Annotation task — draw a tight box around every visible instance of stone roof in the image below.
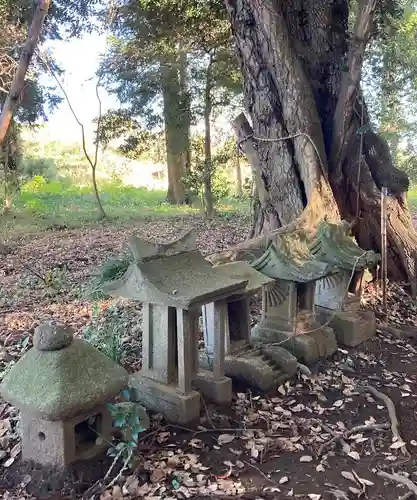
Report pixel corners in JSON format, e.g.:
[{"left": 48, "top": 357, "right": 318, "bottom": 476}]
[
  {"left": 103, "top": 250, "right": 248, "bottom": 308},
  {"left": 309, "top": 220, "right": 380, "bottom": 271},
  {"left": 128, "top": 228, "right": 197, "bottom": 261},
  {"left": 251, "top": 238, "right": 337, "bottom": 283},
  {"left": 214, "top": 261, "right": 275, "bottom": 294},
  {"left": 0, "top": 324, "right": 128, "bottom": 420}
]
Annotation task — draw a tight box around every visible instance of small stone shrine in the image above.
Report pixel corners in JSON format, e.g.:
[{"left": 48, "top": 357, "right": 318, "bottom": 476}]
[
  {"left": 250, "top": 233, "right": 339, "bottom": 364},
  {"left": 310, "top": 221, "right": 380, "bottom": 346},
  {"left": 0, "top": 321, "right": 128, "bottom": 467},
  {"left": 200, "top": 261, "right": 298, "bottom": 390},
  {"left": 103, "top": 231, "right": 248, "bottom": 423}
]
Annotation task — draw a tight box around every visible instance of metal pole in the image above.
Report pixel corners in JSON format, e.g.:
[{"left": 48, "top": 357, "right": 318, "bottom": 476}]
[{"left": 381, "top": 186, "right": 388, "bottom": 315}]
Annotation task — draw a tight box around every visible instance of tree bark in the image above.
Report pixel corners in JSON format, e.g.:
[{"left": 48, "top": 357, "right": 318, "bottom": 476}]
[
  {"left": 0, "top": 0, "right": 51, "bottom": 145},
  {"left": 222, "top": 0, "right": 417, "bottom": 284},
  {"left": 162, "top": 59, "right": 188, "bottom": 205},
  {"left": 203, "top": 58, "right": 215, "bottom": 217}
]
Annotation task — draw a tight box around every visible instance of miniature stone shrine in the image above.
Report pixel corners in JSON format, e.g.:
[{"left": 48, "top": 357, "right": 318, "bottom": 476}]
[
  {"left": 200, "top": 261, "right": 298, "bottom": 390},
  {"left": 310, "top": 220, "right": 380, "bottom": 346},
  {"left": 0, "top": 321, "right": 128, "bottom": 467},
  {"left": 103, "top": 235, "right": 248, "bottom": 423},
  {"left": 250, "top": 234, "right": 339, "bottom": 364}
]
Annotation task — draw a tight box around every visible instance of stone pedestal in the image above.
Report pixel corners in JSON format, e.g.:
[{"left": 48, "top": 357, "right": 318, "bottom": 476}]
[
  {"left": 129, "top": 374, "right": 201, "bottom": 424},
  {"left": 316, "top": 306, "right": 376, "bottom": 347},
  {"left": 315, "top": 273, "right": 376, "bottom": 347},
  {"left": 193, "top": 370, "right": 232, "bottom": 404},
  {"left": 252, "top": 312, "right": 337, "bottom": 365}
]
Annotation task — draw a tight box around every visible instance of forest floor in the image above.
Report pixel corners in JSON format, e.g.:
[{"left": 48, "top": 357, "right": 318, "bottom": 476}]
[{"left": 2, "top": 211, "right": 417, "bottom": 500}]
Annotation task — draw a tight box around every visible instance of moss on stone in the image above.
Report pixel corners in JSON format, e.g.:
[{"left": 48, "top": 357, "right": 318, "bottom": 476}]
[{"left": 1, "top": 339, "right": 128, "bottom": 420}]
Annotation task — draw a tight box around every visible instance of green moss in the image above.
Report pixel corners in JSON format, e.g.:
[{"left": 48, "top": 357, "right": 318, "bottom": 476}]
[{"left": 0, "top": 339, "right": 128, "bottom": 420}]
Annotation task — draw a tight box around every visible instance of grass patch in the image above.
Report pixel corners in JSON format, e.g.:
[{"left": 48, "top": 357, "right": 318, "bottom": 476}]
[
  {"left": 0, "top": 177, "right": 250, "bottom": 236},
  {"left": 407, "top": 186, "right": 417, "bottom": 210}
]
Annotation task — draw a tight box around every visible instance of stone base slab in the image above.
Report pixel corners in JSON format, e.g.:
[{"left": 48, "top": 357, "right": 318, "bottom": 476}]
[
  {"left": 193, "top": 371, "right": 232, "bottom": 404},
  {"left": 129, "top": 373, "right": 200, "bottom": 424},
  {"left": 316, "top": 306, "right": 376, "bottom": 347}
]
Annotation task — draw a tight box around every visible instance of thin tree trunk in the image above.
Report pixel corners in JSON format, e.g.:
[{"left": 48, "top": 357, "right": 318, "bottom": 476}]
[
  {"left": 220, "top": 0, "right": 417, "bottom": 283},
  {"left": 43, "top": 58, "right": 107, "bottom": 219},
  {"left": 203, "top": 60, "right": 215, "bottom": 217},
  {"left": 3, "top": 139, "right": 11, "bottom": 215},
  {"left": 0, "top": 0, "right": 51, "bottom": 145}
]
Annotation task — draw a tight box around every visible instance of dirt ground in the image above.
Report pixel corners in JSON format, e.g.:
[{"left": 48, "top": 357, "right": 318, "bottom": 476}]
[{"left": 1, "top": 213, "right": 417, "bottom": 500}]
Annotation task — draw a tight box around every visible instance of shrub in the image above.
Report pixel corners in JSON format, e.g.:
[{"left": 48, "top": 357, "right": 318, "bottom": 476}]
[
  {"left": 82, "top": 304, "right": 130, "bottom": 364},
  {"left": 86, "top": 255, "right": 132, "bottom": 299}
]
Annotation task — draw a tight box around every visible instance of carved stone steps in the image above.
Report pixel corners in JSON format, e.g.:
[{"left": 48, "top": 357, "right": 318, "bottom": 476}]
[{"left": 198, "top": 344, "right": 298, "bottom": 392}]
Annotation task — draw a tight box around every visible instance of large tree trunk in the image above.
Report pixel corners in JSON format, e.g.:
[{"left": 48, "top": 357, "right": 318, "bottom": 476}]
[
  {"left": 162, "top": 55, "right": 190, "bottom": 205},
  {"left": 223, "top": 0, "right": 417, "bottom": 284}
]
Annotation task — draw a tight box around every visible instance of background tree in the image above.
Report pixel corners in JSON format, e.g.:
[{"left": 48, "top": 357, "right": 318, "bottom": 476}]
[
  {"left": 99, "top": 0, "right": 241, "bottom": 207},
  {"left": 188, "top": 8, "right": 242, "bottom": 215},
  {"left": 222, "top": 0, "right": 417, "bottom": 284},
  {"left": 0, "top": 0, "right": 99, "bottom": 213}
]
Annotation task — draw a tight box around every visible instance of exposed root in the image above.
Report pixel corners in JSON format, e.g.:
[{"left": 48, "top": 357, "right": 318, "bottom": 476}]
[
  {"left": 317, "top": 422, "right": 389, "bottom": 457},
  {"left": 360, "top": 385, "right": 410, "bottom": 457},
  {"left": 377, "top": 470, "right": 417, "bottom": 497},
  {"left": 379, "top": 323, "right": 417, "bottom": 341}
]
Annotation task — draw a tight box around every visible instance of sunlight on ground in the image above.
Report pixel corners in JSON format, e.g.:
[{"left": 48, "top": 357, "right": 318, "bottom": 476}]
[{"left": 0, "top": 179, "right": 250, "bottom": 237}]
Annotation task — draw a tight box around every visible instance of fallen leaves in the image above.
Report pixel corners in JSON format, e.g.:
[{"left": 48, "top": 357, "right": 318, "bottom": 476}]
[{"left": 217, "top": 433, "right": 235, "bottom": 446}]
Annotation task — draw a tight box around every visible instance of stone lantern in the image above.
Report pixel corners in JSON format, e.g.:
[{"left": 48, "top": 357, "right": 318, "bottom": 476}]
[
  {"left": 103, "top": 233, "right": 248, "bottom": 423},
  {"left": 250, "top": 234, "right": 339, "bottom": 364},
  {"left": 310, "top": 221, "right": 380, "bottom": 346},
  {"left": 200, "top": 261, "right": 299, "bottom": 390},
  {"left": 0, "top": 321, "right": 128, "bottom": 467}
]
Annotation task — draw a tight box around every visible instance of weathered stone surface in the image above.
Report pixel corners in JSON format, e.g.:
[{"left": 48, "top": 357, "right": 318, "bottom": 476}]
[
  {"left": 193, "top": 371, "right": 232, "bottom": 404},
  {"left": 261, "top": 346, "right": 298, "bottom": 375},
  {"left": 33, "top": 321, "right": 74, "bottom": 351},
  {"left": 129, "top": 373, "right": 200, "bottom": 424},
  {"left": 199, "top": 345, "right": 298, "bottom": 391},
  {"left": 316, "top": 307, "right": 376, "bottom": 347},
  {"left": 251, "top": 319, "right": 337, "bottom": 365},
  {"left": 1, "top": 339, "right": 128, "bottom": 420},
  {"left": 214, "top": 261, "right": 275, "bottom": 296},
  {"left": 103, "top": 250, "right": 248, "bottom": 309},
  {"left": 20, "top": 404, "right": 112, "bottom": 467}
]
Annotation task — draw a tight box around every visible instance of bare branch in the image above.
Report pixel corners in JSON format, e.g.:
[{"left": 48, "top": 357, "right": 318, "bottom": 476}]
[{"left": 38, "top": 52, "right": 107, "bottom": 219}]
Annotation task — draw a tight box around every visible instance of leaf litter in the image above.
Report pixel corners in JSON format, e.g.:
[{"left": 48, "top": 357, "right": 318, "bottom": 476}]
[{"left": 1, "top": 215, "right": 417, "bottom": 499}]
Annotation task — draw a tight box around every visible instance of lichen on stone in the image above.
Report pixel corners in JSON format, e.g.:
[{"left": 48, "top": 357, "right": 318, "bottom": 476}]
[{"left": 0, "top": 339, "right": 128, "bottom": 420}]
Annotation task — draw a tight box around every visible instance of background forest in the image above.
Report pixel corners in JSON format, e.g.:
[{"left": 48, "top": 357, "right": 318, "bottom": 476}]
[{"left": 1, "top": 0, "right": 416, "bottom": 231}]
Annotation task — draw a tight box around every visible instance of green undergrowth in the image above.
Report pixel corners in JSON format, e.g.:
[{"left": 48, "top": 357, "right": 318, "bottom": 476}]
[
  {"left": 407, "top": 186, "right": 417, "bottom": 210},
  {"left": 0, "top": 176, "right": 250, "bottom": 237}
]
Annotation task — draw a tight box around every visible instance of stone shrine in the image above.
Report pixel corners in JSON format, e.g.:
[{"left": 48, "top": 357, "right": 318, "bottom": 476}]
[
  {"left": 0, "top": 321, "right": 128, "bottom": 467},
  {"left": 103, "top": 233, "right": 248, "bottom": 423},
  {"left": 250, "top": 232, "right": 339, "bottom": 364},
  {"left": 310, "top": 221, "right": 380, "bottom": 346},
  {"left": 200, "top": 261, "right": 298, "bottom": 390}
]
